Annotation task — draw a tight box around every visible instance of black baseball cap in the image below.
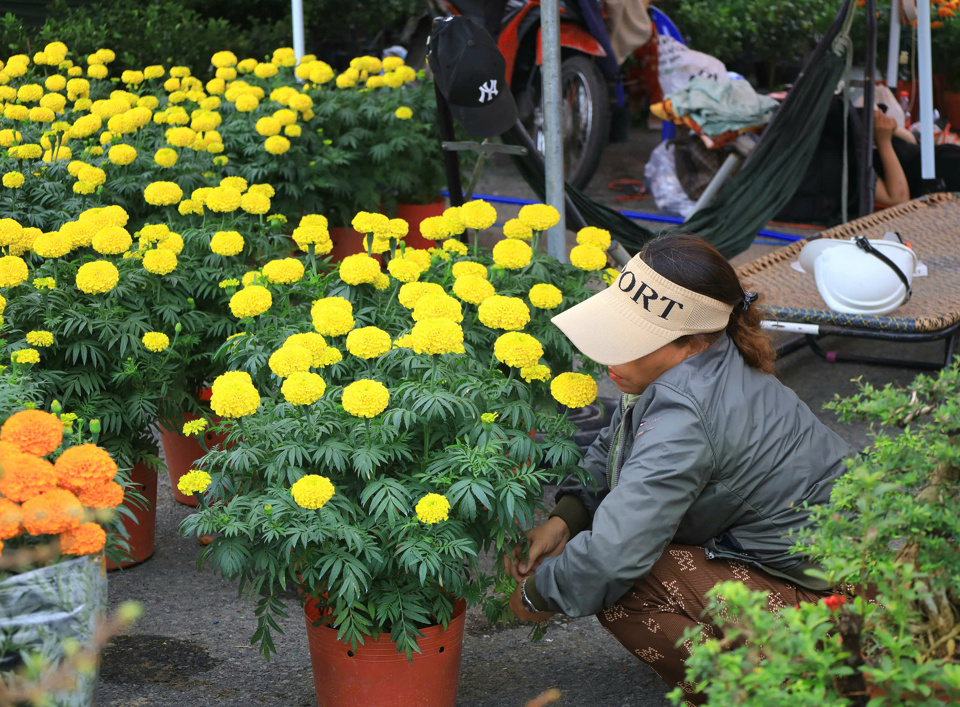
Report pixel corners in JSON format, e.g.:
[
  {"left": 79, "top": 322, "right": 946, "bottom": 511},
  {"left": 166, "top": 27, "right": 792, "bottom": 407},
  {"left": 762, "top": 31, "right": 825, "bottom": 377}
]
[{"left": 428, "top": 16, "right": 518, "bottom": 138}]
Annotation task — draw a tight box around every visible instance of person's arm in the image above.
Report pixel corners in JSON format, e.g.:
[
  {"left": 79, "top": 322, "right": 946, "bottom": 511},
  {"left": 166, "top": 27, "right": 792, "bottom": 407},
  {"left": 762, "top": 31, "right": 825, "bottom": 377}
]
[
  {"left": 874, "top": 109, "right": 911, "bottom": 206},
  {"left": 530, "top": 384, "right": 716, "bottom": 617}
]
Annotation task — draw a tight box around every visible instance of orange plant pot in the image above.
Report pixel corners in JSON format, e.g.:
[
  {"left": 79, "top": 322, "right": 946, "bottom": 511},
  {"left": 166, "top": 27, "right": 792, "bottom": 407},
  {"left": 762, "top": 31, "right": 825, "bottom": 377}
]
[
  {"left": 106, "top": 461, "right": 157, "bottom": 571},
  {"left": 329, "top": 226, "right": 368, "bottom": 262},
  {"left": 159, "top": 413, "right": 229, "bottom": 506},
  {"left": 303, "top": 596, "right": 466, "bottom": 707},
  {"left": 396, "top": 199, "right": 445, "bottom": 250},
  {"left": 943, "top": 91, "right": 960, "bottom": 132}
]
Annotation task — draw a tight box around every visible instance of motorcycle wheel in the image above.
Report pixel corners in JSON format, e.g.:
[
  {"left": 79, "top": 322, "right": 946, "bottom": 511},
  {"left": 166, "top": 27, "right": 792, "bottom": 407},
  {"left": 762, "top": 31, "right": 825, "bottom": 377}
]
[{"left": 525, "top": 54, "right": 610, "bottom": 190}]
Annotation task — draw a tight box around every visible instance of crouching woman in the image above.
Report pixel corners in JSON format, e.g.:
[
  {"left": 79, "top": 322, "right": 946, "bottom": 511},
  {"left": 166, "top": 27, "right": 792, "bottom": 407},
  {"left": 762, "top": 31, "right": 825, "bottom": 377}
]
[{"left": 505, "top": 234, "right": 853, "bottom": 705}]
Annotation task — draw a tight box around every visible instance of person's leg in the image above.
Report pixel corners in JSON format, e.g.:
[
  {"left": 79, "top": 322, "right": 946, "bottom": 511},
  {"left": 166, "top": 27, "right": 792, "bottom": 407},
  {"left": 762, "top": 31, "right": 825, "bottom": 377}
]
[{"left": 595, "top": 545, "right": 827, "bottom": 706}]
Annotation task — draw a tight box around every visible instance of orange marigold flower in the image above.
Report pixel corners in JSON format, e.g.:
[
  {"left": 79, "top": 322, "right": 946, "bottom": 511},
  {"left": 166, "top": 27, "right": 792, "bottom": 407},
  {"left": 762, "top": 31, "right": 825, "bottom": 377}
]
[
  {"left": 0, "top": 409, "right": 63, "bottom": 456},
  {"left": 60, "top": 521, "right": 106, "bottom": 555},
  {"left": 78, "top": 480, "right": 124, "bottom": 508},
  {"left": 0, "top": 497, "right": 22, "bottom": 539},
  {"left": 0, "top": 450, "right": 58, "bottom": 502},
  {"left": 54, "top": 443, "right": 118, "bottom": 492},
  {"left": 21, "top": 489, "right": 83, "bottom": 535}
]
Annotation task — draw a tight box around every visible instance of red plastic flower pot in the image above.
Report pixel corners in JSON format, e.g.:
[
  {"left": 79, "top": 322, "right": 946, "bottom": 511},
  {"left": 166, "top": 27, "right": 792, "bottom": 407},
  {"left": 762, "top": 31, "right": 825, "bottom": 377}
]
[
  {"left": 159, "top": 413, "right": 229, "bottom": 507},
  {"left": 329, "top": 226, "right": 368, "bottom": 262},
  {"left": 106, "top": 461, "right": 157, "bottom": 571},
  {"left": 303, "top": 596, "right": 466, "bottom": 707},
  {"left": 396, "top": 199, "right": 445, "bottom": 250}
]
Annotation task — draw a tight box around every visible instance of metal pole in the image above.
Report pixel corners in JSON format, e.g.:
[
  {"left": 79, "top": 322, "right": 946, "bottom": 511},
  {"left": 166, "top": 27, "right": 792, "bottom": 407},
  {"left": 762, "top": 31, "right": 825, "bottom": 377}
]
[
  {"left": 916, "top": 0, "right": 936, "bottom": 180},
  {"left": 859, "top": 0, "right": 877, "bottom": 217},
  {"left": 886, "top": 0, "right": 901, "bottom": 89},
  {"left": 539, "top": 0, "right": 567, "bottom": 262},
  {"left": 291, "top": 0, "right": 305, "bottom": 63}
]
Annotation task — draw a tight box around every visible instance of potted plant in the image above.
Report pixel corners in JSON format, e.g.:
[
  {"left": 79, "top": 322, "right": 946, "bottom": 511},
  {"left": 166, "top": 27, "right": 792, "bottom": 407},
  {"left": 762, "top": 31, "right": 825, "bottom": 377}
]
[
  {"left": 179, "top": 202, "right": 610, "bottom": 705},
  {"left": 670, "top": 365, "right": 960, "bottom": 705},
  {"left": 0, "top": 402, "right": 128, "bottom": 706}
]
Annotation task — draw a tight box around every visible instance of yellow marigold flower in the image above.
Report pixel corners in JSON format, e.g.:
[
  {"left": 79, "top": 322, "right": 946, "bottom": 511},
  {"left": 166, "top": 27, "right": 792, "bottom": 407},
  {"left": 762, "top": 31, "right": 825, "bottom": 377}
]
[
  {"left": 92, "top": 225, "right": 132, "bottom": 255},
  {"left": 177, "top": 469, "right": 211, "bottom": 496},
  {"left": 363, "top": 234, "right": 391, "bottom": 255},
  {"left": 451, "top": 261, "right": 488, "bottom": 280},
  {"left": 211, "top": 50, "right": 238, "bottom": 68},
  {"left": 352, "top": 211, "right": 389, "bottom": 235},
  {"left": 165, "top": 126, "right": 195, "bottom": 147},
  {"left": 550, "top": 372, "right": 598, "bottom": 408},
  {"left": 230, "top": 285, "right": 272, "bottom": 318},
  {"left": 121, "top": 69, "right": 144, "bottom": 85},
  {"left": 262, "top": 257, "right": 304, "bottom": 284},
  {"left": 528, "top": 283, "right": 563, "bottom": 309},
  {"left": 0, "top": 219, "right": 22, "bottom": 247},
  {"left": 383, "top": 57, "right": 405, "bottom": 72},
  {"left": 2, "top": 171, "right": 24, "bottom": 188},
  {"left": 32, "top": 277, "right": 55, "bottom": 290},
  {"left": 291, "top": 474, "right": 334, "bottom": 510},
  {"left": 219, "top": 176, "right": 246, "bottom": 192},
  {"left": 242, "top": 270, "right": 264, "bottom": 287},
  {"left": 502, "top": 218, "right": 533, "bottom": 241},
  {"left": 0, "top": 256, "right": 28, "bottom": 286},
  {"left": 25, "top": 330, "right": 53, "bottom": 347},
  {"left": 29, "top": 107, "right": 56, "bottom": 124},
  {"left": 144, "top": 65, "right": 165, "bottom": 80},
  {"left": 284, "top": 124, "right": 301, "bottom": 137},
  {"left": 569, "top": 244, "right": 607, "bottom": 271},
  {"left": 309, "top": 62, "right": 335, "bottom": 84},
  {"left": 240, "top": 191, "right": 270, "bottom": 215},
  {"left": 494, "top": 332, "right": 544, "bottom": 368},
  {"left": 339, "top": 253, "right": 381, "bottom": 286},
  {"left": 76, "top": 260, "right": 118, "bottom": 294},
  {"left": 207, "top": 230, "right": 243, "bottom": 257},
  {"left": 317, "top": 346, "right": 342, "bottom": 367},
  {"left": 576, "top": 226, "right": 611, "bottom": 250},
  {"left": 395, "top": 106, "right": 413, "bottom": 120},
  {"left": 17, "top": 84, "right": 43, "bottom": 103},
  {"left": 409, "top": 318, "right": 465, "bottom": 355},
  {"left": 492, "top": 239, "right": 532, "bottom": 270},
  {"left": 11, "top": 348, "right": 39, "bottom": 364},
  {"left": 372, "top": 272, "right": 390, "bottom": 290},
  {"left": 412, "top": 293, "right": 463, "bottom": 323},
  {"left": 45, "top": 74, "right": 67, "bottom": 92},
  {"left": 144, "top": 181, "right": 183, "bottom": 206},
  {"left": 602, "top": 267, "right": 620, "bottom": 286},
  {"left": 0, "top": 129, "right": 22, "bottom": 147},
  {"left": 210, "top": 371, "right": 260, "bottom": 418},
  {"left": 398, "top": 281, "right": 444, "bottom": 309},
  {"left": 387, "top": 257, "right": 422, "bottom": 283},
  {"left": 141, "top": 332, "right": 169, "bottom": 352},
  {"left": 388, "top": 219, "right": 409, "bottom": 240},
  {"left": 268, "top": 344, "right": 312, "bottom": 378},
  {"left": 264, "top": 135, "right": 290, "bottom": 155},
  {"left": 218, "top": 279, "right": 239, "bottom": 290},
  {"left": 177, "top": 198, "right": 201, "bottom": 216},
  {"left": 419, "top": 216, "right": 458, "bottom": 241},
  {"left": 157, "top": 232, "right": 183, "bottom": 255},
  {"left": 33, "top": 231, "right": 71, "bottom": 259},
  {"left": 292, "top": 224, "right": 329, "bottom": 251},
  {"left": 452, "top": 274, "right": 495, "bottom": 305},
  {"left": 285, "top": 332, "right": 326, "bottom": 366},
  {"left": 518, "top": 203, "right": 560, "bottom": 231},
  {"left": 521, "top": 364, "right": 551, "bottom": 383},
  {"left": 415, "top": 493, "right": 450, "bottom": 524},
  {"left": 11, "top": 143, "right": 41, "bottom": 159},
  {"left": 142, "top": 249, "right": 177, "bottom": 275},
  {"left": 442, "top": 239, "right": 467, "bottom": 256},
  {"left": 77, "top": 165, "right": 106, "bottom": 186},
  {"left": 478, "top": 295, "right": 530, "bottom": 331},
  {"left": 459, "top": 199, "right": 497, "bottom": 230},
  {"left": 273, "top": 108, "right": 297, "bottom": 126},
  {"left": 205, "top": 186, "right": 242, "bottom": 213},
  {"left": 345, "top": 327, "right": 391, "bottom": 359},
  {"left": 342, "top": 379, "right": 389, "bottom": 418},
  {"left": 480, "top": 412, "right": 498, "bottom": 424},
  {"left": 282, "top": 371, "right": 326, "bottom": 406},
  {"left": 182, "top": 419, "right": 208, "bottom": 436},
  {"left": 403, "top": 248, "right": 431, "bottom": 272}
]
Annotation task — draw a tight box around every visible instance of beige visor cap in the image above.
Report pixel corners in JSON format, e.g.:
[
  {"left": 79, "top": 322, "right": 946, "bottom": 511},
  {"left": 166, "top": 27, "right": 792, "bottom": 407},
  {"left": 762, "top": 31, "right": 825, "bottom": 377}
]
[{"left": 551, "top": 254, "right": 735, "bottom": 366}]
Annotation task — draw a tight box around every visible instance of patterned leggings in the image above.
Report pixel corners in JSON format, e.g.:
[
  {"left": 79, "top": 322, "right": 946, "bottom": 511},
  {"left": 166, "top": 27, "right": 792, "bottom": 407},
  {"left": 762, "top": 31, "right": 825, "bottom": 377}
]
[{"left": 596, "top": 544, "right": 828, "bottom": 706}]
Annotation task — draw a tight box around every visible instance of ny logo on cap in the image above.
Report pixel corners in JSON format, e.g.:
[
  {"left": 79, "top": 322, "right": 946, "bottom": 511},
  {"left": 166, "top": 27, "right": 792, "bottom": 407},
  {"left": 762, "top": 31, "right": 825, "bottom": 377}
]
[{"left": 478, "top": 80, "right": 498, "bottom": 103}]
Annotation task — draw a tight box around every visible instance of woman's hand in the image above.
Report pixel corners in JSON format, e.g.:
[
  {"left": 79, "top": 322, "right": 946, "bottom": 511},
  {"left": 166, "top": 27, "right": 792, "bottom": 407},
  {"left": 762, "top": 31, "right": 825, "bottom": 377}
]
[
  {"left": 874, "top": 109, "right": 897, "bottom": 144},
  {"left": 503, "top": 516, "right": 571, "bottom": 583},
  {"left": 509, "top": 583, "right": 556, "bottom": 623}
]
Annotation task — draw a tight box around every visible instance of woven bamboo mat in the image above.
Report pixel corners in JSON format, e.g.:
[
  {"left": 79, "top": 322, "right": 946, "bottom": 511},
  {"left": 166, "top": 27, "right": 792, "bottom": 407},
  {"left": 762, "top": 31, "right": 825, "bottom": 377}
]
[{"left": 737, "top": 193, "right": 960, "bottom": 333}]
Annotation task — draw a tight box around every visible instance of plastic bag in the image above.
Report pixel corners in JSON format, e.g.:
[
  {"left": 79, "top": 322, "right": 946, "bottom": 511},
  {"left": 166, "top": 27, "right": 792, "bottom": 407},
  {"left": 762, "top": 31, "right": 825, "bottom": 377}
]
[
  {"left": 644, "top": 141, "right": 698, "bottom": 219},
  {"left": 657, "top": 35, "right": 728, "bottom": 97},
  {"left": 0, "top": 555, "right": 106, "bottom": 707}
]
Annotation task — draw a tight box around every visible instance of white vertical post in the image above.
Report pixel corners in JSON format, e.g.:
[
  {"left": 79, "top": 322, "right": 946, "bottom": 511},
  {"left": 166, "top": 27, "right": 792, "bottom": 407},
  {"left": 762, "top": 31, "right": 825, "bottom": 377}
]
[
  {"left": 539, "top": 0, "right": 567, "bottom": 262},
  {"left": 916, "top": 0, "right": 936, "bottom": 179},
  {"left": 886, "top": 0, "right": 901, "bottom": 88},
  {"left": 291, "top": 0, "right": 306, "bottom": 64}
]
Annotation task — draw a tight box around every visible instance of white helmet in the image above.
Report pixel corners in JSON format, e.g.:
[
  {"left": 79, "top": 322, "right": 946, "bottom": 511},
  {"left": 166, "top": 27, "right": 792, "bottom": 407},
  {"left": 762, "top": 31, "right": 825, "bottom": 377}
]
[{"left": 798, "top": 235, "right": 918, "bottom": 316}]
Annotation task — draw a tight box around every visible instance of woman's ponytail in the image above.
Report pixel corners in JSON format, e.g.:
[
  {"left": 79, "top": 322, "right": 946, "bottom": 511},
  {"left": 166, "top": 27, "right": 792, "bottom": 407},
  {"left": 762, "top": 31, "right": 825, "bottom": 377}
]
[{"left": 640, "top": 234, "right": 777, "bottom": 374}]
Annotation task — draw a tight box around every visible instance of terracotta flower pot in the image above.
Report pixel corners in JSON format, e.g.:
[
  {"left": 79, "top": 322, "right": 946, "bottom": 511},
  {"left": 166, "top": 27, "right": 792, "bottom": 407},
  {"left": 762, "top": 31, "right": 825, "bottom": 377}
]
[
  {"left": 303, "top": 596, "right": 466, "bottom": 707},
  {"left": 396, "top": 199, "right": 446, "bottom": 250},
  {"left": 106, "top": 461, "right": 157, "bottom": 571},
  {"left": 159, "top": 413, "right": 229, "bottom": 507},
  {"left": 943, "top": 91, "right": 960, "bottom": 130}
]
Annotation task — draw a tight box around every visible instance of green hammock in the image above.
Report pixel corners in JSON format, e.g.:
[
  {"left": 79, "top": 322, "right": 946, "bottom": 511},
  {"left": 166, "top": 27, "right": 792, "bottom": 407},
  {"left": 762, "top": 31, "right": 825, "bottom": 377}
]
[{"left": 503, "top": 0, "right": 857, "bottom": 259}]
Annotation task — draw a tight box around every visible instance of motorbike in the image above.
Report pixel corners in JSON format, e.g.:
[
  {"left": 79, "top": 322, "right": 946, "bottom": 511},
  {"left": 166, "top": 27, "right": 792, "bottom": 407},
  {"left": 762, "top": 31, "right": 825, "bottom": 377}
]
[{"left": 416, "top": 0, "right": 623, "bottom": 189}]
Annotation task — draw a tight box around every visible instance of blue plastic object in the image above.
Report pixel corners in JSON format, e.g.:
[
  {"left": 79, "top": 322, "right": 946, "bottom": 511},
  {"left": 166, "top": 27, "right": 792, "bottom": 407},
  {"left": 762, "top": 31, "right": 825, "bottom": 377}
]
[{"left": 649, "top": 8, "right": 685, "bottom": 142}]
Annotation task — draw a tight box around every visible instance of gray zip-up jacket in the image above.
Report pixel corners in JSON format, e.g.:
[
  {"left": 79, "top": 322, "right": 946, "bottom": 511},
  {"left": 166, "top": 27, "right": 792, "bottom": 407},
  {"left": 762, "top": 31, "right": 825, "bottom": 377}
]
[{"left": 529, "top": 334, "right": 854, "bottom": 617}]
